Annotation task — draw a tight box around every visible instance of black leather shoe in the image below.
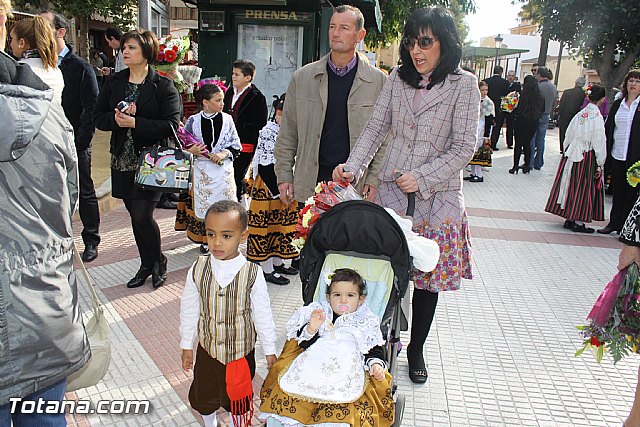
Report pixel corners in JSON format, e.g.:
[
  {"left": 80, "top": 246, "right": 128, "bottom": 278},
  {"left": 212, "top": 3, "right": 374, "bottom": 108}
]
[
  {"left": 407, "top": 345, "right": 428, "bottom": 384},
  {"left": 152, "top": 255, "right": 168, "bottom": 289},
  {"left": 463, "top": 175, "right": 476, "bottom": 181},
  {"left": 492, "top": 146, "right": 499, "bottom": 151},
  {"left": 274, "top": 264, "right": 299, "bottom": 275},
  {"left": 265, "top": 272, "right": 290, "bottom": 286},
  {"left": 156, "top": 199, "right": 177, "bottom": 209},
  {"left": 127, "top": 266, "right": 153, "bottom": 288},
  {"left": 563, "top": 220, "right": 575, "bottom": 229},
  {"left": 81, "top": 244, "right": 98, "bottom": 262},
  {"left": 469, "top": 175, "right": 484, "bottom": 183},
  {"left": 571, "top": 223, "right": 595, "bottom": 233},
  {"left": 597, "top": 226, "right": 618, "bottom": 235}
]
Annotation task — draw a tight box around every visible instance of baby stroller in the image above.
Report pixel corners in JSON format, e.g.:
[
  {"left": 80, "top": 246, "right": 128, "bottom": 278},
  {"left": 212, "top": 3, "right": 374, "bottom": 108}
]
[{"left": 299, "top": 196, "right": 415, "bottom": 426}]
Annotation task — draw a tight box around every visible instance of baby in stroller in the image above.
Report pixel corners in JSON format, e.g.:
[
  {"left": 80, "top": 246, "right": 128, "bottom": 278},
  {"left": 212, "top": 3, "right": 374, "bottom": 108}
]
[{"left": 260, "top": 268, "right": 394, "bottom": 427}]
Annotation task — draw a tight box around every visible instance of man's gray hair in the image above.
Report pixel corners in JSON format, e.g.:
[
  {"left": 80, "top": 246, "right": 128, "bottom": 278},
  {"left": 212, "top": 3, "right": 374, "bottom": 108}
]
[
  {"left": 575, "top": 76, "right": 586, "bottom": 87},
  {"left": 334, "top": 4, "right": 364, "bottom": 30}
]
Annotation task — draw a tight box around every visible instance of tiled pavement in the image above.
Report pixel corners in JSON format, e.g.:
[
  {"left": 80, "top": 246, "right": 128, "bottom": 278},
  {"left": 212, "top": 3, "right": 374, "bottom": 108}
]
[{"left": 64, "top": 127, "right": 637, "bottom": 426}]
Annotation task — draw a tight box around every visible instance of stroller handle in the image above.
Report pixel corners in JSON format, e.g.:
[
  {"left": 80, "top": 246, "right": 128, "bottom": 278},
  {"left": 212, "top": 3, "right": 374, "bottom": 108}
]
[{"left": 393, "top": 172, "right": 416, "bottom": 217}]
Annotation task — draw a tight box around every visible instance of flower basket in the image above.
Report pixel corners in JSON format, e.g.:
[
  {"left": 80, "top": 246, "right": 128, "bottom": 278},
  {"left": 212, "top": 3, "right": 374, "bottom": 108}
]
[{"left": 576, "top": 262, "right": 640, "bottom": 363}]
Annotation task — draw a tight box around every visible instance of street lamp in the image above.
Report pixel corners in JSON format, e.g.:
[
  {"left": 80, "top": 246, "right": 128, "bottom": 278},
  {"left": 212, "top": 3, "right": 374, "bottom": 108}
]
[{"left": 494, "top": 34, "right": 503, "bottom": 69}]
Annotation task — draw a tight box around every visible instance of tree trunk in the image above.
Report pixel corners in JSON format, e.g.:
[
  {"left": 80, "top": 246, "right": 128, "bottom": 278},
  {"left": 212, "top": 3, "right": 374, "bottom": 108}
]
[
  {"left": 554, "top": 41, "right": 563, "bottom": 86},
  {"left": 593, "top": 38, "right": 640, "bottom": 111},
  {"left": 537, "top": 26, "right": 549, "bottom": 66},
  {"left": 77, "top": 16, "right": 89, "bottom": 61}
]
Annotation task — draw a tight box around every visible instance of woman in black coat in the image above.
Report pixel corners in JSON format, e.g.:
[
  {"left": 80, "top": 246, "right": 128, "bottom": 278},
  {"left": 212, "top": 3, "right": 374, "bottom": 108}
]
[
  {"left": 598, "top": 69, "right": 640, "bottom": 235},
  {"left": 93, "top": 29, "right": 181, "bottom": 289},
  {"left": 511, "top": 75, "right": 543, "bottom": 174}
]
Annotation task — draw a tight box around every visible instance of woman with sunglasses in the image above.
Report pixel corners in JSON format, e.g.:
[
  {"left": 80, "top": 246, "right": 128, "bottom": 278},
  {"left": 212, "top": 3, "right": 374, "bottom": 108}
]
[{"left": 333, "top": 7, "right": 479, "bottom": 384}]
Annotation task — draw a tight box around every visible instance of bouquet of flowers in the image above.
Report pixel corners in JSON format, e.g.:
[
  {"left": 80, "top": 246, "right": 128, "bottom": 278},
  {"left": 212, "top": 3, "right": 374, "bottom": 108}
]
[
  {"left": 153, "top": 35, "right": 191, "bottom": 93},
  {"left": 500, "top": 94, "right": 519, "bottom": 113},
  {"left": 291, "top": 181, "right": 361, "bottom": 251},
  {"left": 576, "top": 262, "right": 640, "bottom": 363},
  {"left": 627, "top": 160, "right": 640, "bottom": 187}
]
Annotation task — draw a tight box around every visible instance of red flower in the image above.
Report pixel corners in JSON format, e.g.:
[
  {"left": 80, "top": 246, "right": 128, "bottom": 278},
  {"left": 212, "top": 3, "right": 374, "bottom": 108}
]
[
  {"left": 159, "top": 44, "right": 166, "bottom": 51},
  {"left": 164, "top": 49, "right": 177, "bottom": 63},
  {"left": 590, "top": 336, "right": 601, "bottom": 347},
  {"left": 173, "top": 45, "right": 179, "bottom": 52}
]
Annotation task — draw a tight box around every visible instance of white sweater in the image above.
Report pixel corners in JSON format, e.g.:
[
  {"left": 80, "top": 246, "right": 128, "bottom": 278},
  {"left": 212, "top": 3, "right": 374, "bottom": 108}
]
[{"left": 19, "top": 57, "right": 64, "bottom": 107}]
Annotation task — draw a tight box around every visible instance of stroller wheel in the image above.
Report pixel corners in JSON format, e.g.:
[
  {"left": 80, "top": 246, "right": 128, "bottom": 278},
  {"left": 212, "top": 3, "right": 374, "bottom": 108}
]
[{"left": 393, "top": 394, "right": 405, "bottom": 426}]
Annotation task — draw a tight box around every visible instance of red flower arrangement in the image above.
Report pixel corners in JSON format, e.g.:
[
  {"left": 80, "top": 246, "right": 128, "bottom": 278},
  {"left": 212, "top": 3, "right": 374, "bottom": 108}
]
[{"left": 291, "top": 181, "right": 361, "bottom": 251}]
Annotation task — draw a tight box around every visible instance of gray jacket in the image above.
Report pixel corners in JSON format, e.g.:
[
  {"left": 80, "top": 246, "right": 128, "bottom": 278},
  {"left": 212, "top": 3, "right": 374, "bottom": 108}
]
[{"left": 0, "top": 53, "right": 89, "bottom": 404}]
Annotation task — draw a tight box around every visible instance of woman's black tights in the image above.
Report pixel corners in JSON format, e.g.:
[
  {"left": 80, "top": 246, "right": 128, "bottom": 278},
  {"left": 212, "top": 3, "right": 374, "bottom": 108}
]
[
  {"left": 408, "top": 288, "right": 439, "bottom": 358},
  {"left": 123, "top": 198, "right": 162, "bottom": 268}
]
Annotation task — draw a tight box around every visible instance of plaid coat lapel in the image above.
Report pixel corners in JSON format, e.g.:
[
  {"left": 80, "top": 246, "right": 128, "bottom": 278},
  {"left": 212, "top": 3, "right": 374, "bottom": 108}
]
[{"left": 412, "top": 77, "right": 454, "bottom": 117}]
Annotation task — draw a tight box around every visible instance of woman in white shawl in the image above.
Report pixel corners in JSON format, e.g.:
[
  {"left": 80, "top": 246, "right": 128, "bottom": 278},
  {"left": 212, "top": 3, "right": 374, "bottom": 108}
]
[
  {"left": 545, "top": 84, "right": 607, "bottom": 232},
  {"left": 175, "top": 83, "right": 241, "bottom": 251}
]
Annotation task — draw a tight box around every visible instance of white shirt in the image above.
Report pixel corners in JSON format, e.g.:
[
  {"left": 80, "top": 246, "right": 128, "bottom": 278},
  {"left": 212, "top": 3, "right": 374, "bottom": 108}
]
[
  {"left": 612, "top": 96, "right": 640, "bottom": 161},
  {"left": 231, "top": 84, "right": 251, "bottom": 109},
  {"left": 179, "top": 253, "right": 277, "bottom": 356}
]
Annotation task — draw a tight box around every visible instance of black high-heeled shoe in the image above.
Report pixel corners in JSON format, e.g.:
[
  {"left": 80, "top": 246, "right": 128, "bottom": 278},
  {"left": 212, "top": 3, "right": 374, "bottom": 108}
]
[
  {"left": 152, "top": 255, "right": 168, "bottom": 289},
  {"left": 127, "top": 266, "right": 153, "bottom": 288},
  {"left": 522, "top": 166, "right": 531, "bottom": 174},
  {"left": 508, "top": 166, "right": 519, "bottom": 175}
]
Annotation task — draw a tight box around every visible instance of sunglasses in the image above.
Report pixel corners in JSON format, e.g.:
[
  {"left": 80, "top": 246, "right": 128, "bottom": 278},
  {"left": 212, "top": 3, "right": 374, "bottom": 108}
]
[
  {"left": 402, "top": 36, "right": 438, "bottom": 50},
  {"left": 531, "top": 68, "right": 539, "bottom": 73}
]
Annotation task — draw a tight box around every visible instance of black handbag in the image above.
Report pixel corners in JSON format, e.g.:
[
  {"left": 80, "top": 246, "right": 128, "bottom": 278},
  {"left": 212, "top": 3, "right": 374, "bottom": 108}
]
[{"left": 134, "top": 127, "right": 193, "bottom": 192}]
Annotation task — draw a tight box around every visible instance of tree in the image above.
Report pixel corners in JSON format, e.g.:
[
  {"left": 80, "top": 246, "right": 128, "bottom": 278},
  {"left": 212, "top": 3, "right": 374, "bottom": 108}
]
[
  {"left": 517, "top": 0, "right": 640, "bottom": 104},
  {"left": 14, "top": 0, "right": 136, "bottom": 59},
  {"left": 516, "top": 0, "right": 549, "bottom": 65},
  {"left": 365, "top": 0, "right": 476, "bottom": 47}
]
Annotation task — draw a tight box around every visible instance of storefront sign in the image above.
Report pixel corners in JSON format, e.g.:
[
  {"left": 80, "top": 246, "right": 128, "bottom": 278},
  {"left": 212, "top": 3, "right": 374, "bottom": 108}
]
[{"left": 245, "top": 10, "right": 299, "bottom": 20}]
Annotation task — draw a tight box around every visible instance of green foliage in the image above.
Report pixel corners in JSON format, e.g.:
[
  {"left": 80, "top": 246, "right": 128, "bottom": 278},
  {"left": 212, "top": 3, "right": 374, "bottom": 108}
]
[
  {"left": 13, "top": 0, "right": 136, "bottom": 30},
  {"left": 365, "top": 0, "right": 476, "bottom": 47}
]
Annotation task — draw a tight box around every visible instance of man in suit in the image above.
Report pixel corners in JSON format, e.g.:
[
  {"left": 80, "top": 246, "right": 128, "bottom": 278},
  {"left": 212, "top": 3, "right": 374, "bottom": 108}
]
[
  {"left": 223, "top": 59, "right": 268, "bottom": 201},
  {"left": 41, "top": 11, "right": 101, "bottom": 262},
  {"left": 502, "top": 70, "right": 521, "bottom": 149},
  {"left": 557, "top": 76, "right": 586, "bottom": 153},
  {"left": 275, "top": 5, "right": 387, "bottom": 206},
  {"left": 484, "top": 65, "right": 510, "bottom": 150}
]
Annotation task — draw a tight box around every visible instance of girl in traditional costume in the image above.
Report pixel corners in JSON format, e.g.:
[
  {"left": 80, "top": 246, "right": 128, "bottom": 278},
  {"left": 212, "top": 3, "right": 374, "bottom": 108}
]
[
  {"left": 247, "top": 94, "right": 299, "bottom": 286},
  {"left": 175, "top": 83, "right": 241, "bottom": 252},
  {"left": 260, "top": 268, "right": 394, "bottom": 427},
  {"left": 465, "top": 80, "right": 494, "bottom": 183},
  {"left": 545, "top": 84, "right": 607, "bottom": 233}
]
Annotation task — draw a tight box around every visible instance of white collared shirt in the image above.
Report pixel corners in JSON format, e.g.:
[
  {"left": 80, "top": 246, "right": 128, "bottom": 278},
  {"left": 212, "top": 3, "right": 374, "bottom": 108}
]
[
  {"left": 612, "top": 96, "right": 640, "bottom": 161},
  {"left": 231, "top": 84, "right": 251, "bottom": 109},
  {"left": 179, "top": 253, "right": 277, "bottom": 355}
]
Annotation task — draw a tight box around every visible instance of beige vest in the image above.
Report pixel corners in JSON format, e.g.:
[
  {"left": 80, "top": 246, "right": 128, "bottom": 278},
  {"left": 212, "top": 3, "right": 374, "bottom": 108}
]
[{"left": 193, "top": 255, "right": 258, "bottom": 364}]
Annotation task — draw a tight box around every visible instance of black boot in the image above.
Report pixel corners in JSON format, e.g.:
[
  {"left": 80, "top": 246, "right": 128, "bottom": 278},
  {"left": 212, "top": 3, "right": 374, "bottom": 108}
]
[
  {"left": 152, "top": 255, "right": 168, "bottom": 289},
  {"left": 407, "top": 289, "right": 438, "bottom": 383},
  {"left": 127, "top": 266, "right": 153, "bottom": 288}
]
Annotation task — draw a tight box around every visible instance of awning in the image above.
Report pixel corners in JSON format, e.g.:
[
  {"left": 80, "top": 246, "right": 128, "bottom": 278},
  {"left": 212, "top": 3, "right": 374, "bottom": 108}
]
[{"left": 462, "top": 46, "right": 530, "bottom": 59}]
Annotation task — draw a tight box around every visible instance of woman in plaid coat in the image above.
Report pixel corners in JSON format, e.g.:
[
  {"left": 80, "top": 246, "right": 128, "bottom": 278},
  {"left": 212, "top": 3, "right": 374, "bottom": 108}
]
[{"left": 334, "top": 7, "right": 479, "bottom": 384}]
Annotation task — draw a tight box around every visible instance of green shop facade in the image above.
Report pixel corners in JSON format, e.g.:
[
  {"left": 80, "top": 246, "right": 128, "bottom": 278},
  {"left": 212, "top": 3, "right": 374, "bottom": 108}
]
[{"left": 191, "top": 0, "right": 381, "bottom": 103}]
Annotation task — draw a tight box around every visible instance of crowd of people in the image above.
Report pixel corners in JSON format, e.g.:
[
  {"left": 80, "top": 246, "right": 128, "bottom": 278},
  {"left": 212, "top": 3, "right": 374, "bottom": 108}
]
[{"left": 2, "top": 0, "right": 640, "bottom": 425}]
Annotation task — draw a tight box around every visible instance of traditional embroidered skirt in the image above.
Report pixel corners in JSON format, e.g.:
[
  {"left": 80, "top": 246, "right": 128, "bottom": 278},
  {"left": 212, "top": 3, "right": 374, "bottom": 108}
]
[
  {"left": 545, "top": 150, "right": 605, "bottom": 222},
  {"left": 247, "top": 175, "right": 298, "bottom": 262},
  {"left": 193, "top": 158, "right": 237, "bottom": 220},
  {"left": 189, "top": 345, "right": 255, "bottom": 415},
  {"left": 259, "top": 339, "right": 394, "bottom": 427},
  {"left": 175, "top": 189, "right": 206, "bottom": 243},
  {"left": 468, "top": 142, "right": 492, "bottom": 167}
]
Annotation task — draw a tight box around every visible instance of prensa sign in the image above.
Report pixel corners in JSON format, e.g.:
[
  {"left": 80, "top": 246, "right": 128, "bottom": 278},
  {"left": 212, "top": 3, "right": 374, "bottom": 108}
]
[{"left": 245, "top": 10, "right": 300, "bottom": 20}]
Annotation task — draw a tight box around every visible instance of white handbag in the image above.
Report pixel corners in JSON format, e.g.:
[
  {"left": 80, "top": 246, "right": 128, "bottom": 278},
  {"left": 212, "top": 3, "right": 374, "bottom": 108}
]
[{"left": 66, "top": 244, "right": 112, "bottom": 392}]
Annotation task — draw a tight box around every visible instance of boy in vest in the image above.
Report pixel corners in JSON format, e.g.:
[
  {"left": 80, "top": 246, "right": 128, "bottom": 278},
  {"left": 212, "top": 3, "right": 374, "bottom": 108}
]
[{"left": 180, "top": 200, "right": 277, "bottom": 427}]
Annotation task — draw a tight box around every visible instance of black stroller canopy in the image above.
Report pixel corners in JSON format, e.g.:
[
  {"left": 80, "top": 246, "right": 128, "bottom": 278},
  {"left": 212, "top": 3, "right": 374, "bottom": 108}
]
[{"left": 300, "top": 200, "right": 412, "bottom": 305}]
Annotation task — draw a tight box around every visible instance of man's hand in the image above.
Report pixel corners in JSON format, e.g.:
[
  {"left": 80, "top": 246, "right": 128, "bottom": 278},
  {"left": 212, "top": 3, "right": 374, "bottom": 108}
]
[
  {"left": 266, "top": 354, "right": 277, "bottom": 369},
  {"left": 332, "top": 163, "right": 354, "bottom": 183},
  {"left": 181, "top": 349, "right": 193, "bottom": 372},
  {"left": 101, "top": 67, "right": 111, "bottom": 76},
  {"left": 394, "top": 170, "right": 419, "bottom": 193},
  {"left": 278, "top": 183, "right": 294, "bottom": 205},
  {"left": 307, "top": 309, "right": 326, "bottom": 335},
  {"left": 619, "top": 245, "right": 640, "bottom": 270},
  {"left": 370, "top": 363, "right": 385, "bottom": 381}
]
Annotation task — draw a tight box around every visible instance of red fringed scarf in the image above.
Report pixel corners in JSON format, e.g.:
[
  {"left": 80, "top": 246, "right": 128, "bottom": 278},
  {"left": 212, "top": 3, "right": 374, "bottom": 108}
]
[{"left": 226, "top": 358, "right": 253, "bottom": 427}]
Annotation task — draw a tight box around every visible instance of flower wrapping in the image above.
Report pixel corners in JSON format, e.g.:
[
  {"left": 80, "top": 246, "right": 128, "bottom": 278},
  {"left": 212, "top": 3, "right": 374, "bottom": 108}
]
[
  {"left": 500, "top": 94, "right": 519, "bottom": 113},
  {"left": 291, "top": 182, "right": 361, "bottom": 251},
  {"left": 576, "top": 263, "right": 640, "bottom": 363},
  {"left": 627, "top": 160, "right": 640, "bottom": 187},
  {"left": 153, "top": 35, "right": 191, "bottom": 93},
  {"left": 177, "top": 126, "right": 210, "bottom": 157}
]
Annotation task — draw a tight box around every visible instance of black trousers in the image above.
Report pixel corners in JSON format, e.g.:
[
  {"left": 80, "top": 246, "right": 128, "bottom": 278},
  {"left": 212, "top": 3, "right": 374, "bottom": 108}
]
[
  {"left": 513, "top": 119, "right": 537, "bottom": 168},
  {"left": 607, "top": 158, "right": 640, "bottom": 230},
  {"left": 504, "top": 112, "right": 515, "bottom": 148},
  {"left": 233, "top": 152, "right": 254, "bottom": 201},
  {"left": 123, "top": 198, "right": 162, "bottom": 268},
  {"left": 77, "top": 149, "right": 100, "bottom": 246},
  {"left": 490, "top": 109, "right": 504, "bottom": 147}
]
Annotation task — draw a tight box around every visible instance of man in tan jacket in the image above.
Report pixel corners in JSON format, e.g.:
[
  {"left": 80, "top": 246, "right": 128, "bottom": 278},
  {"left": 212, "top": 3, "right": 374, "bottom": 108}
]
[{"left": 275, "top": 5, "right": 387, "bottom": 205}]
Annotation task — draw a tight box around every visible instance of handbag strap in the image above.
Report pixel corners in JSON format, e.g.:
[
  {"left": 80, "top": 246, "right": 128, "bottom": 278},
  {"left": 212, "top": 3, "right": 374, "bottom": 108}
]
[{"left": 72, "top": 243, "right": 103, "bottom": 313}]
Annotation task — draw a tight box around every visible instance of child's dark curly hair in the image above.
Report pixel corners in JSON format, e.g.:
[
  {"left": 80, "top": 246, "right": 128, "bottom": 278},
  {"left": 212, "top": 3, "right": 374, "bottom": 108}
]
[{"left": 327, "top": 268, "right": 366, "bottom": 296}]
